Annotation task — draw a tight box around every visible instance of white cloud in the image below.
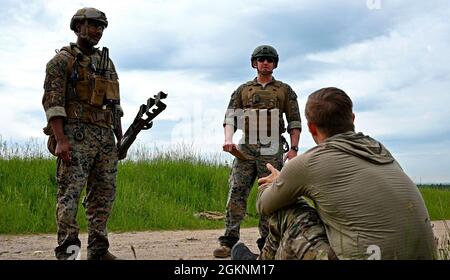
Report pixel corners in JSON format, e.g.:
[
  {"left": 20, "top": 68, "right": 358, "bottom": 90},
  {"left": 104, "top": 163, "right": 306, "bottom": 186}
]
[
  {"left": 301, "top": 9, "right": 450, "bottom": 139},
  {"left": 0, "top": 1, "right": 449, "bottom": 182}
]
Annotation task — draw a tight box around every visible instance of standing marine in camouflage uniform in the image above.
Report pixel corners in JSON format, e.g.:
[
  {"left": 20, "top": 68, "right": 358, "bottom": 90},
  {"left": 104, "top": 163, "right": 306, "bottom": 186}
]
[
  {"left": 214, "top": 45, "right": 302, "bottom": 258},
  {"left": 42, "top": 7, "right": 125, "bottom": 260}
]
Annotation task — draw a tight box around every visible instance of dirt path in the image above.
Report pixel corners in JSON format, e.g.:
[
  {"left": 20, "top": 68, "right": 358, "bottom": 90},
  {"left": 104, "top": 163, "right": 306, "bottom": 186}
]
[
  {"left": 0, "top": 227, "right": 260, "bottom": 260},
  {"left": 0, "top": 221, "right": 448, "bottom": 260}
]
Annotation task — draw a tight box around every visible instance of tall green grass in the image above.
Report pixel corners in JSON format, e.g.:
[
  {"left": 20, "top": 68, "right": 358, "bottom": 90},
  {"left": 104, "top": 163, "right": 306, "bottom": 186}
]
[
  {"left": 0, "top": 157, "right": 261, "bottom": 234},
  {"left": 111, "top": 158, "right": 260, "bottom": 231},
  {"left": 418, "top": 186, "right": 450, "bottom": 221},
  {"left": 0, "top": 158, "right": 57, "bottom": 233}
]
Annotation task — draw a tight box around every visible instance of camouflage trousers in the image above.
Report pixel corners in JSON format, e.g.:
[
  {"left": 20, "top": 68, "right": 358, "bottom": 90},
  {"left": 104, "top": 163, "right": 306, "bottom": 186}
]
[
  {"left": 260, "top": 198, "right": 337, "bottom": 260},
  {"left": 219, "top": 142, "right": 283, "bottom": 250},
  {"left": 54, "top": 122, "right": 118, "bottom": 260}
]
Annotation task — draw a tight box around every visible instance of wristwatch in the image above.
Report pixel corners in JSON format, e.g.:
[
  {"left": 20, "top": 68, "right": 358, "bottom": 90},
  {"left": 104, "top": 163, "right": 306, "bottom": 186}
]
[{"left": 291, "top": 146, "right": 298, "bottom": 152}]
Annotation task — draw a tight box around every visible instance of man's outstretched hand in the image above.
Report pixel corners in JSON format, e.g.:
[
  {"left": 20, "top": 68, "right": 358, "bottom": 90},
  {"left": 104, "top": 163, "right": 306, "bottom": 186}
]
[{"left": 258, "top": 163, "right": 280, "bottom": 192}]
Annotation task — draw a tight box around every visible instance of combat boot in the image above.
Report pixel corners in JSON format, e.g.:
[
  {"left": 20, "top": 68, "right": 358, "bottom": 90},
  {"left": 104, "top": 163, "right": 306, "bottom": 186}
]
[
  {"left": 231, "top": 242, "right": 258, "bottom": 260},
  {"left": 87, "top": 250, "right": 121, "bottom": 260},
  {"left": 213, "top": 245, "right": 231, "bottom": 258}
]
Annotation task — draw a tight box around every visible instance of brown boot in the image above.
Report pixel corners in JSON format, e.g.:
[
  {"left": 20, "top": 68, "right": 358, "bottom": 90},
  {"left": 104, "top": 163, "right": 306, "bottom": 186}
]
[
  {"left": 213, "top": 245, "right": 231, "bottom": 258},
  {"left": 87, "top": 251, "right": 121, "bottom": 260}
]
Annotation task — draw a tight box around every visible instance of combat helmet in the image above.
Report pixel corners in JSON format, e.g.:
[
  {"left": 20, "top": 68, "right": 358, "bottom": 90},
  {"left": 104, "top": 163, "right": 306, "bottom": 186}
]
[
  {"left": 70, "top": 7, "right": 108, "bottom": 31},
  {"left": 251, "top": 45, "right": 279, "bottom": 68}
]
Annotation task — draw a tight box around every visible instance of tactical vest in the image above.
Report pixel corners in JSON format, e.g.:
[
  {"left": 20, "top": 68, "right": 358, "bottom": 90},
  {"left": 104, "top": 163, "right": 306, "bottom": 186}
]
[
  {"left": 61, "top": 44, "right": 120, "bottom": 128},
  {"left": 240, "top": 81, "right": 287, "bottom": 138}
]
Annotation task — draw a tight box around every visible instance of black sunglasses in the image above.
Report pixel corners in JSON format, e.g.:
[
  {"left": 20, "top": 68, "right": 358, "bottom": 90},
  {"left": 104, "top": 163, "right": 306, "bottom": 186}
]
[{"left": 256, "top": 57, "right": 274, "bottom": 63}]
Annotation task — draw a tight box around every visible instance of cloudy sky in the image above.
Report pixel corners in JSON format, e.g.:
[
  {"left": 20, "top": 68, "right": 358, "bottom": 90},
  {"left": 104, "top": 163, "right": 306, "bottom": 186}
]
[{"left": 0, "top": 0, "right": 449, "bottom": 182}]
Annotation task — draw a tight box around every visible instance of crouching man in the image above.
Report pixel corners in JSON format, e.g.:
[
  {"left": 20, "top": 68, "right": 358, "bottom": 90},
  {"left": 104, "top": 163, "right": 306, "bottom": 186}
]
[{"left": 233, "top": 87, "right": 437, "bottom": 260}]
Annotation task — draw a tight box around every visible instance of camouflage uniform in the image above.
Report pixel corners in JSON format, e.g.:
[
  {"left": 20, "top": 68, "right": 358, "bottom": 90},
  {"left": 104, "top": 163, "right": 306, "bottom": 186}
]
[
  {"left": 260, "top": 198, "right": 337, "bottom": 260},
  {"left": 220, "top": 78, "right": 301, "bottom": 250},
  {"left": 42, "top": 42, "right": 121, "bottom": 259}
]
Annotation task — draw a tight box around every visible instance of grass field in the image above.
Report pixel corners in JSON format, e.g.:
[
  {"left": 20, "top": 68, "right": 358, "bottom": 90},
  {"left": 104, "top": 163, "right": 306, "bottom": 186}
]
[
  {"left": 1, "top": 155, "right": 449, "bottom": 234},
  {"left": 418, "top": 186, "right": 450, "bottom": 221},
  {"left": 0, "top": 156, "right": 261, "bottom": 234}
]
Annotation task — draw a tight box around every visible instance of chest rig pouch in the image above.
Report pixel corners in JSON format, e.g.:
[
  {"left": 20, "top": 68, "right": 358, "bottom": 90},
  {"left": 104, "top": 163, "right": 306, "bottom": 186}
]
[
  {"left": 72, "top": 47, "right": 120, "bottom": 107},
  {"left": 63, "top": 45, "right": 120, "bottom": 129},
  {"left": 245, "top": 87, "right": 278, "bottom": 109},
  {"left": 88, "top": 74, "right": 120, "bottom": 106},
  {"left": 240, "top": 84, "right": 286, "bottom": 139}
]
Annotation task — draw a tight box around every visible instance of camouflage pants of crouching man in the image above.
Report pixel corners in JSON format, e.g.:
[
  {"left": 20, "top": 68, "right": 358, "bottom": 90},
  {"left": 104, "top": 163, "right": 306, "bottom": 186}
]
[
  {"left": 54, "top": 122, "right": 118, "bottom": 260},
  {"left": 260, "top": 198, "right": 337, "bottom": 260},
  {"left": 219, "top": 141, "right": 284, "bottom": 251}
]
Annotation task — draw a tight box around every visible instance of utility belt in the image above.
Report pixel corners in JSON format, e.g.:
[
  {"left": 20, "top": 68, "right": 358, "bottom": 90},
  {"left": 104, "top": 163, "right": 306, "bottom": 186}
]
[{"left": 66, "top": 102, "right": 113, "bottom": 129}]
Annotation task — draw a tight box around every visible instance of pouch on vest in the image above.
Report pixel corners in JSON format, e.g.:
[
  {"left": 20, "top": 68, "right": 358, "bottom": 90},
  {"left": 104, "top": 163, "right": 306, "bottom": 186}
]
[
  {"left": 106, "top": 80, "right": 120, "bottom": 102},
  {"left": 251, "top": 90, "right": 279, "bottom": 109},
  {"left": 66, "top": 102, "right": 114, "bottom": 128},
  {"left": 75, "top": 80, "right": 90, "bottom": 101},
  {"left": 90, "top": 75, "right": 108, "bottom": 106},
  {"left": 246, "top": 89, "right": 280, "bottom": 138},
  {"left": 74, "top": 67, "right": 90, "bottom": 102},
  {"left": 90, "top": 75, "right": 120, "bottom": 106}
]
